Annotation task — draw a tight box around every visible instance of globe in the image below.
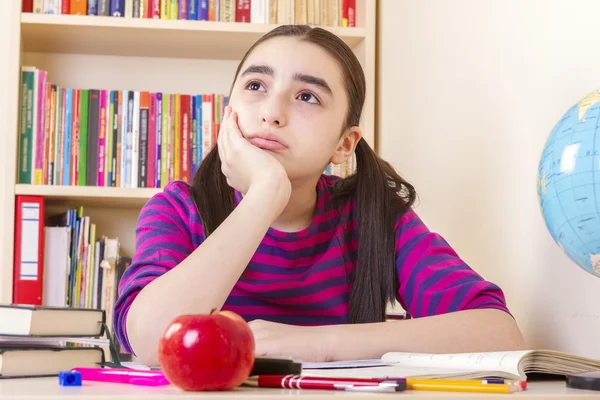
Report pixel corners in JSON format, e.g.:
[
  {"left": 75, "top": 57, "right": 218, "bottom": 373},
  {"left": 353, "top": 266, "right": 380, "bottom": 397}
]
[{"left": 538, "top": 89, "right": 600, "bottom": 278}]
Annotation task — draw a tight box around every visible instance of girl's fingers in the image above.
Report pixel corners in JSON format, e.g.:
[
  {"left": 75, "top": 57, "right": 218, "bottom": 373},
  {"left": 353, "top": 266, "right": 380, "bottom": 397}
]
[
  {"left": 217, "top": 106, "right": 231, "bottom": 169},
  {"left": 227, "top": 111, "right": 245, "bottom": 149}
]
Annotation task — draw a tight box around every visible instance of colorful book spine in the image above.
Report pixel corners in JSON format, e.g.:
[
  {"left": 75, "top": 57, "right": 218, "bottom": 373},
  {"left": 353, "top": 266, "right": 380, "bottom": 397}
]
[
  {"left": 87, "top": 0, "right": 98, "bottom": 14},
  {"left": 198, "top": 0, "right": 208, "bottom": 19},
  {"left": 107, "top": 91, "right": 115, "bottom": 187},
  {"left": 131, "top": 91, "right": 140, "bottom": 188},
  {"left": 161, "top": 93, "right": 168, "bottom": 186},
  {"left": 48, "top": 85, "right": 57, "bottom": 185},
  {"left": 148, "top": 93, "right": 156, "bottom": 188},
  {"left": 63, "top": 88, "right": 73, "bottom": 186},
  {"left": 188, "top": 0, "right": 197, "bottom": 19},
  {"left": 34, "top": 70, "right": 46, "bottom": 185},
  {"left": 71, "top": 89, "right": 81, "bottom": 186},
  {"left": 78, "top": 89, "right": 89, "bottom": 186},
  {"left": 97, "top": 90, "right": 107, "bottom": 187},
  {"left": 18, "top": 67, "right": 34, "bottom": 184},
  {"left": 173, "top": 94, "right": 180, "bottom": 181},
  {"left": 110, "top": 0, "right": 124, "bottom": 16},
  {"left": 138, "top": 91, "right": 149, "bottom": 188},
  {"left": 155, "top": 92, "right": 162, "bottom": 188},
  {"left": 180, "top": 94, "right": 190, "bottom": 184},
  {"left": 57, "top": 88, "right": 65, "bottom": 185}
]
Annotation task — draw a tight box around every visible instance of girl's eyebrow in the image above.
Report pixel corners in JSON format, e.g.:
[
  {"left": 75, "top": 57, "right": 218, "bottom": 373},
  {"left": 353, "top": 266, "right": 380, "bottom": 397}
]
[{"left": 240, "top": 64, "right": 334, "bottom": 97}]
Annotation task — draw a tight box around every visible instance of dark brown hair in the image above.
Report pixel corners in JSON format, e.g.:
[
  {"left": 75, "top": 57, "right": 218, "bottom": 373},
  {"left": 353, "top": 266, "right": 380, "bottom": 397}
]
[{"left": 191, "top": 25, "right": 416, "bottom": 324}]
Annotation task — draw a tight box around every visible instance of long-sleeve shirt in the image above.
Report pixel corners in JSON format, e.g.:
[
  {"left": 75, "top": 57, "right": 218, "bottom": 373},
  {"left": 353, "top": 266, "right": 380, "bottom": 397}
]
[{"left": 114, "top": 175, "right": 510, "bottom": 354}]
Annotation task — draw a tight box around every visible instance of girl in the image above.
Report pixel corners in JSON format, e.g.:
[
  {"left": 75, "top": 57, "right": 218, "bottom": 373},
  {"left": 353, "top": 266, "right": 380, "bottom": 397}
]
[{"left": 114, "top": 25, "right": 525, "bottom": 367}]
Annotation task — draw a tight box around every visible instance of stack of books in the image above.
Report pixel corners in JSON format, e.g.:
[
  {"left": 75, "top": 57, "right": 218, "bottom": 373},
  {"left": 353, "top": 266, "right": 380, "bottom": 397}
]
[{"left": 0, "top": 305, "right": 107, "bottom": 378}]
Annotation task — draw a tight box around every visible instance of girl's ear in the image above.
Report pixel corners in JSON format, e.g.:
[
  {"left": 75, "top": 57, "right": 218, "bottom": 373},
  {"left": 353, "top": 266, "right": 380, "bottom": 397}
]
[{"left": 331, "top": 126, "right": 362, "bottom": 165}]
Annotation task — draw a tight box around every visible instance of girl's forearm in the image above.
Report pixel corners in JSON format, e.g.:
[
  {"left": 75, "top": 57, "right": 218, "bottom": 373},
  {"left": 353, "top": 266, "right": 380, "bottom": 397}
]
[
  {"left": 126, "top": 179, "right": 289, "bottom": 366},
  {"left": 322, "top": 309, "right": 526, "bottom": 361}
]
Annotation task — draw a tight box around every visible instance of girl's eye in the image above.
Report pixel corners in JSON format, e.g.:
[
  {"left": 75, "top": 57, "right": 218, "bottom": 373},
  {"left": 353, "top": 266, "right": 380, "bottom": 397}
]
[
  {"left": 298, "top": 92, "right": 320, "bottom": 104},
  {"left": 246, "top": 81, "right": 265, "bottom": 91}
]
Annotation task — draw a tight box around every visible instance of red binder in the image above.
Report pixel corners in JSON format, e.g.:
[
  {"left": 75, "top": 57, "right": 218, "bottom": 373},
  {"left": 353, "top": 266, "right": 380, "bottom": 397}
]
[{"left": 13, "top": 195, "right": 45, "bottom": 305}]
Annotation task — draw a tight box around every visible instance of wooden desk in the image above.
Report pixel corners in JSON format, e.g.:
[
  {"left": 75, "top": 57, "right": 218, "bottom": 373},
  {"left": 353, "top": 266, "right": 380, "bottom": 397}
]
[{"left": 0, "top": 378, "right": 599, "bottom": 399}]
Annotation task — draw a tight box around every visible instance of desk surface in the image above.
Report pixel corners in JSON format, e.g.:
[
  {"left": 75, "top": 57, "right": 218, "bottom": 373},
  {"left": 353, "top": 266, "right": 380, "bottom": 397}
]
[{"left": 0, "top": 378, "right": 599, "bottom": 399}]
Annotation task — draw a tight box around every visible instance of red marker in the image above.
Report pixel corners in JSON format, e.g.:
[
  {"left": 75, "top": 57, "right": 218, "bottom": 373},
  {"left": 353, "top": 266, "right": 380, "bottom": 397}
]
[{"left": 248, "top": 375, "right": 406, "bottom": 392}]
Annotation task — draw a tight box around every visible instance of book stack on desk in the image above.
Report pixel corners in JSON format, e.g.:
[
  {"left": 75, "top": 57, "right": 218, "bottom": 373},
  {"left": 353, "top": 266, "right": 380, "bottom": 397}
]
[{"left": 0, "top": 305, "right": 106, "bottom": 378}]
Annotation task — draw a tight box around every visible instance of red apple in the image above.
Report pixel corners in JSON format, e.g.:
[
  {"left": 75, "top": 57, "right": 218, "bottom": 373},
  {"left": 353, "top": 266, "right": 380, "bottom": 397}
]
[{"left": 158, "top": 310, "right": 255, "bottom": 391}]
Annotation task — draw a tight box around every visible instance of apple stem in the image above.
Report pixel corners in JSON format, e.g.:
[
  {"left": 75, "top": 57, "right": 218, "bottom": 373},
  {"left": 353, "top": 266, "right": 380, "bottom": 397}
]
[{"left": 210, "top": 308, "right": 217, "bottom": 315}]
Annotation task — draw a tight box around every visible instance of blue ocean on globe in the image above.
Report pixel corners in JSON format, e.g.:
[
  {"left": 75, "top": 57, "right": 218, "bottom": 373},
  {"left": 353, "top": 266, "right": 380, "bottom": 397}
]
[{"left": 538, "top": 90, "right": 600, "bottom": 278}]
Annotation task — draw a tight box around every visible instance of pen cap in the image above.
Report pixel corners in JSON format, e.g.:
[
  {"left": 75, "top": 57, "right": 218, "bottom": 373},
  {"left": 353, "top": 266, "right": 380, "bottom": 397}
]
[{"left": 250, "top": 357, "right": 302, "bottom": 376}]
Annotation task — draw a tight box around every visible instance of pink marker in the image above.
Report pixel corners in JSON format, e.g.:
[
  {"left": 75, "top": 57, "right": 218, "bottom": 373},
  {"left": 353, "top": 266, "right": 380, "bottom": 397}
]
[{"left": 72, "top": 367, "right": 170, "bottom": 386}]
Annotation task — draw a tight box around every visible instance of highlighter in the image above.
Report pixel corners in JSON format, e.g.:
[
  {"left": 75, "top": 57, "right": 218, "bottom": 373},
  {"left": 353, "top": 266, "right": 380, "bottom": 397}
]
[{"left": 71, "top": 367, "right": 171, "bottom": 386}]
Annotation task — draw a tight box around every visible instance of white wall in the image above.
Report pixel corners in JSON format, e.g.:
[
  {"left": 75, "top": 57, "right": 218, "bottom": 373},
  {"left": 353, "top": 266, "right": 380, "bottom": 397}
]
[{"left": 378, "top": 0, "right": 600, "bottom": 358}]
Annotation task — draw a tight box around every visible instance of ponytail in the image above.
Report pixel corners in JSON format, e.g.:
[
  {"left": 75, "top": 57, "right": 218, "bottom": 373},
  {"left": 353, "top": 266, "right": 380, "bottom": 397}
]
[
  {"left": 190, "top": 145, "right": 235, "bottom": 238},
  {"left": 332, "top": 139, "right": 416, "bottom": 323}
]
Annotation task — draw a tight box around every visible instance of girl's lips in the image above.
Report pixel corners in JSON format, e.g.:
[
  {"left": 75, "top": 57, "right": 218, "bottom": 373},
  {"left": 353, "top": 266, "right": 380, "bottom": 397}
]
[{"left": 248, "top": 137, "right": 287, "bottom": 151}]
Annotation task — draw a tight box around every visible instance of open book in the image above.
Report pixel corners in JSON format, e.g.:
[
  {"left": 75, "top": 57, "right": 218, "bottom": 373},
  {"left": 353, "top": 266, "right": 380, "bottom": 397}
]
[{"left": 302, "top": 350, "right": 600, "bottom": 381}]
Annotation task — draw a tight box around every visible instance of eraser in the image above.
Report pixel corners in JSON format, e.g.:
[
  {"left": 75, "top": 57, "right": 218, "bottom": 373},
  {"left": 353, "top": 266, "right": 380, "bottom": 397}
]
[{"left": 59, "top": 371, "right": 82, "bottom": 386}]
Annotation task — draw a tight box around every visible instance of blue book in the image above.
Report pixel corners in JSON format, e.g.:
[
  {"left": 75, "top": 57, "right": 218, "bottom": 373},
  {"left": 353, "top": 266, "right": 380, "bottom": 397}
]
[
  {"left": 188, "top": 0, "right": 198, "bottom": 19},
  {"left": 63, "top": 89, "right": 73, "bottom": 186},
  {"left": 110, "top": 0, "right": 124, "bottom": 16},
  {"left": 88, "top": 0, "right": 98, "bottom": 15},
  {"left": 198, "top": 0, "right": 208, "bottom": 20},
  {"left": 190, "top": 96, "right": 196, "bottom": 176}
]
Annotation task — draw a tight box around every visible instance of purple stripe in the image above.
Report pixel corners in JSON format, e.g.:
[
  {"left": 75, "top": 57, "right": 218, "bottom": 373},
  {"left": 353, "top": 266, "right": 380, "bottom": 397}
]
[
  {"left": 426, "top": 275, "right": 483, "bottom": 316},
  {"left": 241, "top": 313, "right": 348, "bottom": 326},
  {"left": 245, "top": 250, "right": 357, "bottom": 276},
  {"left": 255, "top": 237, "right": 356, "bottom": 260},
  {"left": 224, "top": 296, "right": 349, "bottom": 316},
  {"left": 417, "top": 263, "right": 471, "bottom": 313},
  {"left": 401, "top": 251, "right": 456, "bottom": 312},
  {"left": 238, "top": 267, "right": 348, "bottom": 295},
  {"left": 225, "top": 291, "right": 348, "bottom": 312},
  {"left": 233, "top": 274, "right": 349, "bottom": 300}
]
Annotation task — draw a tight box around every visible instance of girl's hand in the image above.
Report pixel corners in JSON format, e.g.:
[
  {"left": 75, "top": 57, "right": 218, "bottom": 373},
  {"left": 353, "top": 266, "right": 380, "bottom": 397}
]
[
  {"left": 217, "top": 106, "right": 291, "bottom": 203},
  {"left": 248, "top": 319, "right": 332, "bottom": 363}
]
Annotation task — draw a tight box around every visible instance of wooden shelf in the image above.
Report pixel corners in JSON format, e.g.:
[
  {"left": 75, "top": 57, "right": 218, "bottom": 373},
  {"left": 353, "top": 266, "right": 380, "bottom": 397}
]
[
  {"left": 20, "top": 14, "right": 366, "bottom": 60},
  {"left": 15, "top": 184, "right": 161, "bottom": 208}
]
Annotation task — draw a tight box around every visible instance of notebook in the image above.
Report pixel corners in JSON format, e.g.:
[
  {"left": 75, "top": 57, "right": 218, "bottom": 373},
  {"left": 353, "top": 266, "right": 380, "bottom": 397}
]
[
  {"left": 0, "top": 305, "right": 105, "bottom": 337},
  {"left": 302, "top": 350, "right": 600, "bottom": 381}
]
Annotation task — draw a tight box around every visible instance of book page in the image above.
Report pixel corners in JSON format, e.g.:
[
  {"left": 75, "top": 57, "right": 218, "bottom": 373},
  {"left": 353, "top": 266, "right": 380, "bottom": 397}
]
[
  {"left": 302, "top": 359, "right": 387, "bottom": 369},
  {"left": 303, "top": 365, "right": 484, "bottom": 380},
  {"left": 381, "top": 351, "right": 533, "bottom": 379}
]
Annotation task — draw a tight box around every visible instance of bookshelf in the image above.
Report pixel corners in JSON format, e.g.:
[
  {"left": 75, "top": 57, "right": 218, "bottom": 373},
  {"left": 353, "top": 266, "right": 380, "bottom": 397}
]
[
  {"left": 0, "top": 0, "right": 377, "bottom": 304},
  {"left": 21, "top": 14, "right": 367, "bottom": 59}
]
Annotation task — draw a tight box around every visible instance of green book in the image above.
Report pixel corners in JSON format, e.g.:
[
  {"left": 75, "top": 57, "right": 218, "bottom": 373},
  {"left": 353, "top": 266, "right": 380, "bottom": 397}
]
[
  {"left": 78, "top": 89, "right": 89, "bottom": 186},
  {"left": 18, "top": 67, "right": 35, "bottom": 184}
]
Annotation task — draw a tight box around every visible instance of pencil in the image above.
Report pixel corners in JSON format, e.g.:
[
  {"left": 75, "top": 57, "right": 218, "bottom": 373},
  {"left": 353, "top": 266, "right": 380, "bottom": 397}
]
[
  {"left": 406, "top": 379, "right": 527, "bottom": 390},
  {"left": 405, "top": 380, "right": 523, "bottom": 394}
]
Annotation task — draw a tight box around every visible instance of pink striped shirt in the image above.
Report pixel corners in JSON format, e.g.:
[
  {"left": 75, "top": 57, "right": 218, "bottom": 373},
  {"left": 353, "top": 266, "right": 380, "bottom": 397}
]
[{"left": 114, "top": 175, "right": 510, "bottom": 354}]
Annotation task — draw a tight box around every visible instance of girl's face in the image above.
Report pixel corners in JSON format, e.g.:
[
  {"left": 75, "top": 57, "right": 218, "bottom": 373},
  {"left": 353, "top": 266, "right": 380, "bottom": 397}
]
[{"left": 227, "top": 36, "right": 361, "bottom": 182}]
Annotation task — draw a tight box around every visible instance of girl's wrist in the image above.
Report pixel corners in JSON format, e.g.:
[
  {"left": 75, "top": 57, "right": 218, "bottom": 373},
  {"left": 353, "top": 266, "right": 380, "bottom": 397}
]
[
  {"left": 249, "top": 174, "right": 291, "bottom": 209},
  {"left": 313, "top": 325, "right": 337, "bottom": 362}
]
